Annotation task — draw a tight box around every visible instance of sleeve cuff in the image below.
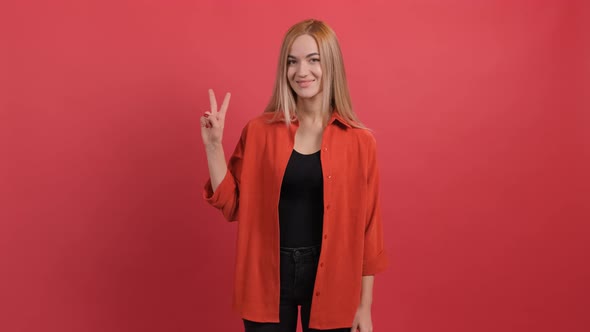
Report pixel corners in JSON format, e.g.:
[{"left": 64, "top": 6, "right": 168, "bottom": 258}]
[
  {"left": 202, "top": 170, "right": 234, "bottom": 208},
  {"left": 362, "top": 250, "right": 388, "bottom": 276}
]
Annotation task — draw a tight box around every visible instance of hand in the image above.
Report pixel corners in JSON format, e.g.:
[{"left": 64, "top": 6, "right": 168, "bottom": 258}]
[
  {"left": 200, "top": 89, "right": 231, "bottom": 148},
  {"left": 350, "top": 305, "right": 373, "bottom": 332}
]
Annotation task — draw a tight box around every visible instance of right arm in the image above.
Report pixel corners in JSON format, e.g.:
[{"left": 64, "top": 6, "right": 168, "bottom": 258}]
[
  {"left": 200, "top": 89, "right": 242, "bottom": 221},
  {"left": 200, "top": 89, "right": 231, "bottom": 192},
  {"left": 205, "top": 143, "right": 227, "bottom": 192}
]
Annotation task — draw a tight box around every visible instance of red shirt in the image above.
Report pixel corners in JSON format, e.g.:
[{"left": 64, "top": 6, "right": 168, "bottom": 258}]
[{"left": 203, "top": 112, "right": 388, "bottom": 329}]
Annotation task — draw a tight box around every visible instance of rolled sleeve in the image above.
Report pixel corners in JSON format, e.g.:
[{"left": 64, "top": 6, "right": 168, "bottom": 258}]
[
  {"left": 202, "top": 125, "right": 247, "bottom": 222},
  {"left": 203, "top": 169, "right": 239, "bottom": 221}
]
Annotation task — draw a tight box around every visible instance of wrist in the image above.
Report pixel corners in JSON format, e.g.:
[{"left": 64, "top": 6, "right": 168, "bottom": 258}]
[
  {"left": 205, "top": 142, "right": 223, "bottom": 152},
  {"left": 358, "top": 301, "right": 372, "bottom": 309}
]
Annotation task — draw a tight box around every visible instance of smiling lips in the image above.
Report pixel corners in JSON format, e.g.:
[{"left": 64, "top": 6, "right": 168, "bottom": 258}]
[{"left": 296, "top": 80, "right": 314, "bottom": 88}]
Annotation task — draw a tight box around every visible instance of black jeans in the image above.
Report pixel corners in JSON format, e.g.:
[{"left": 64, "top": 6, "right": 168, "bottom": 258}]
[{"left": 243, "top": 245, "right": 351, "bottom": 332}]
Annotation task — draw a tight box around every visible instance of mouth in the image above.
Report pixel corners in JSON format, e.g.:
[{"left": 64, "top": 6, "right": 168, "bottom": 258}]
[{"left": 296, "top": 80, "right": 315, "bottom": 88}]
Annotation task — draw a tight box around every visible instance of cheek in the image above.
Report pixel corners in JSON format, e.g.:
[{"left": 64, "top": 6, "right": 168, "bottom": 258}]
[
  {"left": 287, "top": 67, "right": 295, "bottom": 79},
  {"left": 313, "top": 66, "right": 322, "bottom": 79}
]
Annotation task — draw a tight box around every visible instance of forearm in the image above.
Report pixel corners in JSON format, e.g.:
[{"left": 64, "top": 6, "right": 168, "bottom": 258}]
[
  {"left": 206, "top": 143, "right": 228, "bottom": 192},
  {"left": 359, "top": 275, "right": 374, "bottom": 308}
]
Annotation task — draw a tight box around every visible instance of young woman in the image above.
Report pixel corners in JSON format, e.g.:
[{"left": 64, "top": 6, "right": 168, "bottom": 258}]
[{"left": 201, "top": 19, "right": 387, "bottom": 332}]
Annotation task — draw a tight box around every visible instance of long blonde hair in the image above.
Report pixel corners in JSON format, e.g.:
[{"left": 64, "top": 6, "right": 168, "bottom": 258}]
[{"left": 264, "top": 19, "right": 366, "bottom": 129}]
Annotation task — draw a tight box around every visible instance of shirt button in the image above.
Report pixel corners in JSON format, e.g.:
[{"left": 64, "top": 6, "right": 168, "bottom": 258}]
[
  {"left": 327, "top": 175, "right": 332, "bottom": 179},
  {"left": 320, "top": 262, "right": 324, "bottom": 268},
  {"left": 316, "top": 291, "right": 320, "bottom": 296},
  {"left": 323, "top": 147, "right": 328, "bottom": 151},
  {"left": 326, "top": 205, "right": 330, "bottom": 210},
  {"left": 324, "top": 234, "right": 328, "bottom": 240}
]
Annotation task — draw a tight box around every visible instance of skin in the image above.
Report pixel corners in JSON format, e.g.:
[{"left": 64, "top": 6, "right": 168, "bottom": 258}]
[
  {"left": 200, "top": 34, "right": 375, "bottom": 332},
  {"left": 200, "top": 89, "right": 229, "bottom": 192},
  {"left": 286, "top": 34, "right": 324, "bottom": 154}
]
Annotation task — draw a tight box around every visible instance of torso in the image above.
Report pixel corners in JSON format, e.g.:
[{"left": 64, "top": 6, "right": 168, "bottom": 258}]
[{"left": 205, "top": 111, "right": 388, "bottom": 328}]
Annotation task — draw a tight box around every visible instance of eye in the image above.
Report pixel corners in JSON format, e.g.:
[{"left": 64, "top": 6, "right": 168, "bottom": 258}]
[
  {"left": 287, "top": 59, "right": 296, "bottom": 65},
  {"left": 310, "top": 58, "right": 320, "bottom": 63}
]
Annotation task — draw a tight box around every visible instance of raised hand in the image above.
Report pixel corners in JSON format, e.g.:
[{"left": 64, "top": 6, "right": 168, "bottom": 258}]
[{"left": 200, "top": 89, "right": 231, "bottom": 148}]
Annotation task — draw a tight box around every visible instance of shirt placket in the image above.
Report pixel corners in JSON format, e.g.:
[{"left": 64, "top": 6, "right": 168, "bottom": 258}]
[{"left": 313, "top": 123, "right": 334, "bottom": 320}]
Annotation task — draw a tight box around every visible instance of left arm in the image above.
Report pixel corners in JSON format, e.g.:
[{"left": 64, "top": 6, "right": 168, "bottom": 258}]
[
  {"left": 352, "top": 134, "right": 388, "bottom": 332},
  {"left": 351, "top": 276, "right": 375, "bottom": 332},
  {"left": 360, "top": 275, "right": 374, "bottom": 308}
]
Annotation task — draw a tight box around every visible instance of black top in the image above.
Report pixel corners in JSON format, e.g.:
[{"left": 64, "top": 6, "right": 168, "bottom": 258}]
[{"left": 278, "top": 149, "right": 324, "bottom": 248}]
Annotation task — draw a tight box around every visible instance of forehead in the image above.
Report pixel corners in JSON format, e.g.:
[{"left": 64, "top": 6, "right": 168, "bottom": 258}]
[{"left": 289, "top": 34, "right": 319, "bottom": 56}]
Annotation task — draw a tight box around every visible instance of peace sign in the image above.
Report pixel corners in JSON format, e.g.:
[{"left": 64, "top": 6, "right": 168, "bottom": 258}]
[{"left": 200, "top": 89, "right": 231, "bottom": 147}]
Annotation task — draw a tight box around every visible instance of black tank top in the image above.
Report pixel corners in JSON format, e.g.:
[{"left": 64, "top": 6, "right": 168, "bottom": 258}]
[{"left": 278, "top": 149, "right": 324, "bottom": 248}]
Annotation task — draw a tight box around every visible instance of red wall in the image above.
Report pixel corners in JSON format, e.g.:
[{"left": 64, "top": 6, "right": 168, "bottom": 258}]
[{"left": 1, "top": 1, "right": 588, "bottom": 331}]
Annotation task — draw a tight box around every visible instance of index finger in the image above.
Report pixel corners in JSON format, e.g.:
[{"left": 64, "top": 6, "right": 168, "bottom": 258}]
[{"left": 209, "top": 89, "right": 218, "bottom": 113}]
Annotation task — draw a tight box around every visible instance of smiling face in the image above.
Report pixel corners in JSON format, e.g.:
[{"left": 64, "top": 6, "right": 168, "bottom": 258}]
[{"left": 287, "top": 34, "right": 323, "bottom": 101}]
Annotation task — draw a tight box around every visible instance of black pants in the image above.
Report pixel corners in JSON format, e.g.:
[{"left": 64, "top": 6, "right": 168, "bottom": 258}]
[{"left": 243, "top": 245, "right": 351, "bottom": 332}]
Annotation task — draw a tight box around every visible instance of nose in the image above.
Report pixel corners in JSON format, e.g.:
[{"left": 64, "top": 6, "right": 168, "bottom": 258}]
[{"left": 295, "top": 61, "right": 310, "bottom": 77}]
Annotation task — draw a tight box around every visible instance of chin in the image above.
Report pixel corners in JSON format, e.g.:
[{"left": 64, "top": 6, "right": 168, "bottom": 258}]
[
  {"left": 294, "top": 88, "right": 321, "bottom": 100},
  {"left": 298, "top": 92, "right": 318, "bottom": 99}
]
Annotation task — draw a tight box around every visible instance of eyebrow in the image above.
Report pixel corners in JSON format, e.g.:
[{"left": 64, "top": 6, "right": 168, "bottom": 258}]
[{"left": 288, "top": 53, "right": 320, "bottom": 59}]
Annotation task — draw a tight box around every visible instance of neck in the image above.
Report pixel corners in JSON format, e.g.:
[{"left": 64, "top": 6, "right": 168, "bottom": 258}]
[{"left": 296, "top": 93, "right": 326, "bottom": 125}]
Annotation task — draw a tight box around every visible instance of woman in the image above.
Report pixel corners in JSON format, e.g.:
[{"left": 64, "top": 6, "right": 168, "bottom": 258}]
[{"left": 201, "top": 19, "right": 387, "bottom": 332}]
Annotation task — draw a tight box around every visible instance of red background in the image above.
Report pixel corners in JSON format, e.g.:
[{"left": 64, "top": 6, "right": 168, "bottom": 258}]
[{"left": 1, "top": 0, "right": 589, "bottom": 331}]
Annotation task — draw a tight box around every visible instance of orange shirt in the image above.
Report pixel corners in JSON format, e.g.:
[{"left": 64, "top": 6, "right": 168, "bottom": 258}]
[{"left": 203, "top": 111, "right": 388, "bottom": 330}]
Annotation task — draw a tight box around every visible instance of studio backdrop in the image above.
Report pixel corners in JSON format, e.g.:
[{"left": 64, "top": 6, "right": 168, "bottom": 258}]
[{"left": 1, "top": 1, "right": 588, "bottom": 331}]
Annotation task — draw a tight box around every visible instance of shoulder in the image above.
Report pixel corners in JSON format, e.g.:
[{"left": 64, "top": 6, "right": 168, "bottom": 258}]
[
  {"left": 346, "top": 127, "right": 378, "bottom": 150},
  {"left": 245, "top": 112, "right": 277, "bottom": 128},
  {"left": 239, "top": 112, "right": 283, "bottom": 139}
]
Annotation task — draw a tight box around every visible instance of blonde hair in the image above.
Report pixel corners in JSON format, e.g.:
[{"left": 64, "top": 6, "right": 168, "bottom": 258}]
[{"left": 264, "top": 19, "right": 366, "bottom": 129}]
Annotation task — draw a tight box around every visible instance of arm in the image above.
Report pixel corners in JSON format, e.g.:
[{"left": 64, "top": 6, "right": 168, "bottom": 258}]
[
  {"left": 203, "top": 130, "right": 245, "bottom": 222},
  {"left": 352, "top": 276, "right": 375, "bottom": 332},
  {"left": 201, "top": 89, "right": 231, "bottom": 192},
  {"left": 362, "top": 134, "right": 388, "bottom": 276},
  {"left": 360, "top": 275, "right": 374, "bottom": 308},
  {"left": 205, "top": 143, "right": 228, "bottom": 192},
  {"left": 351, "top": 135, "right": 387, "bottom": 332},
  {"left": 201, "top": 89, "right": 242, "bottom": 221}
]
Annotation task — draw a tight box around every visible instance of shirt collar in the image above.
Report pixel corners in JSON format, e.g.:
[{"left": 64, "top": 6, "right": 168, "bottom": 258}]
[
  {"left": 328, "top": 111, "right": 352, "bottom": 129},
  {"left": 283, "top": 110, "right": 352, "bottom": 129}
]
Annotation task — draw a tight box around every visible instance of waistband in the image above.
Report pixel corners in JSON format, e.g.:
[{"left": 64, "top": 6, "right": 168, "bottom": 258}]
[{"left": 280, "top": 244, "right": 321, "bottom": 256}]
